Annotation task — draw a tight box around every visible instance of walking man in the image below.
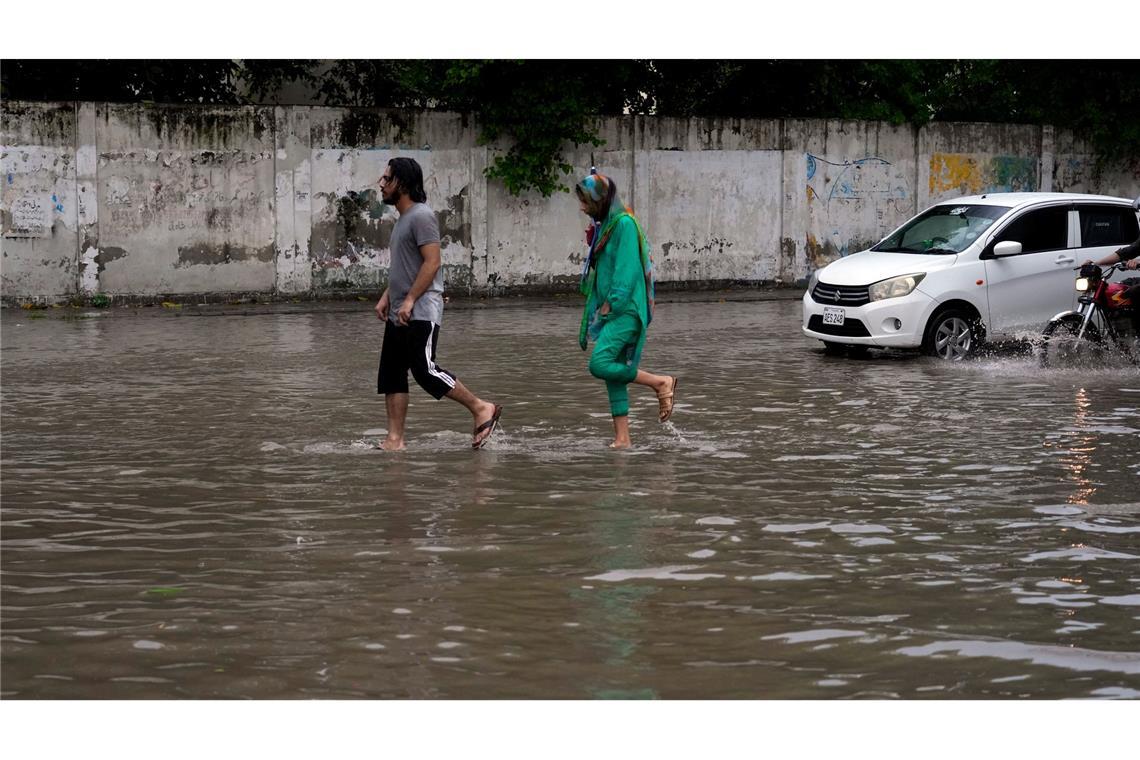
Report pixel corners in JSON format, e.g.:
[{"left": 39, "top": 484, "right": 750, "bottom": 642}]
[{"left": 374, "top": 157, "right": 502, "bottom": 450}]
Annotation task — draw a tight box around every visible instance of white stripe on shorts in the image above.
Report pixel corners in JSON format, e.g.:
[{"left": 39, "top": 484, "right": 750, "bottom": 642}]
[{"left": 424, "top": 327, "right": 456, "bottom": 389}]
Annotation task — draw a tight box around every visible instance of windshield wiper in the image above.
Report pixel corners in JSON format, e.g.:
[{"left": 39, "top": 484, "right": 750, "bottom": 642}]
[{"left": 923, "top": 247, "right": 957, "bottom": 255}]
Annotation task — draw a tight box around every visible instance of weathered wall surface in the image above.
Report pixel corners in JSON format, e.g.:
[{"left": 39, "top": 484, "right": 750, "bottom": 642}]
[
  {"left": 788, "top": 119, "right": 917, "bottom": 280},
  {"left": 1, "top": 102, "right": 79, "bottom": 299},
  {"left": 3, "top": 102, "right": 1139, "bottom": 303},
  {"left": 91, "top": 105, "right": 277, "bottom": 295}
]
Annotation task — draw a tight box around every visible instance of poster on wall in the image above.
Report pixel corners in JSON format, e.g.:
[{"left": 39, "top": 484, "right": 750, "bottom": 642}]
[{"left": 2, "top": 192, "right": 54, "bottom": 238}]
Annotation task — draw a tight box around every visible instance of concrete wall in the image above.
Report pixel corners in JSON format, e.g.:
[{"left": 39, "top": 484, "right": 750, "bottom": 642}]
[{"left": 4, "top": 102, "right": 1139, "bottom": 303}]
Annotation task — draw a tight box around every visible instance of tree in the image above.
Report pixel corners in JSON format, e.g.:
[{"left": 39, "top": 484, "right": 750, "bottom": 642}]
[{"left": 4, "top": 59, "right": 1137, "bottom": 190}]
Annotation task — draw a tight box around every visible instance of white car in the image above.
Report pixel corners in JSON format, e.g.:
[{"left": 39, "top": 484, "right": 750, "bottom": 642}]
[{"left": 802, "top": 192, "right": 1140, "bottom": 360}]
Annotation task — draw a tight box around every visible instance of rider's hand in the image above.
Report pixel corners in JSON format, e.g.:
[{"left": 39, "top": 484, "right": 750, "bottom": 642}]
[
  {"left": 375, "top": 294, "right": 389, "bottom": 321},
  {"left": 1127, "top": 258, "right": 1140, "bottom": 271}
]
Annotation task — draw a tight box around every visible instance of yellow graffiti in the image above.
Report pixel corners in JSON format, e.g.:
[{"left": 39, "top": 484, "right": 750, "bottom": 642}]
[{"left": 929, "top": 153, "right": 984, "bottom": 195}]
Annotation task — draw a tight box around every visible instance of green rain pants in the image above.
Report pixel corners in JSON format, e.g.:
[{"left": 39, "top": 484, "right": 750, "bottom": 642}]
[{"left": 588, "top": 312, "right": 642, "bottom": 417}]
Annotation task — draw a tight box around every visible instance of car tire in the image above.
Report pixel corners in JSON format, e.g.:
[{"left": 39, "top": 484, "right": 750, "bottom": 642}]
[
  {"left": 922, "top": 308, "right": 982, "bottom": 361},
  {"left": 822, "top": 341, "right": 846, "bottom": 356}
]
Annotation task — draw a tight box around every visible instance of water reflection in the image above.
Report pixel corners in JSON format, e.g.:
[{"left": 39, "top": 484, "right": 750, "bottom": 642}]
[{"left": 1056, "top": 387, "right": 1097, "bottom": 506}]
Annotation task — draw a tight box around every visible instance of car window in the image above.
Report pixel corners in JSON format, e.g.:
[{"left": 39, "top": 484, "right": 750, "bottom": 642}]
[
  {"left": 992, "top": 206, "right": 1068, "bottom": 254},
  {"left": 1078, "top": 205, "right": 1140, "bottom": 246},
  {"left": 872, "top": 204, "right": 1008, "bottom": 254}
]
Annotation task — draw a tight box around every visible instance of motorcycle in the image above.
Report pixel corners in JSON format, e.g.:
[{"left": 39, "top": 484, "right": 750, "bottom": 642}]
[{"left": 1040, "top": 261, "right": 1138, "bottom": 367}]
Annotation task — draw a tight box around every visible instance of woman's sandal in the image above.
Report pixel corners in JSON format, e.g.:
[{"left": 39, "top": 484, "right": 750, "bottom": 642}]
[{"left": 657, "top": 377, "right": 678, "bottom": 422}]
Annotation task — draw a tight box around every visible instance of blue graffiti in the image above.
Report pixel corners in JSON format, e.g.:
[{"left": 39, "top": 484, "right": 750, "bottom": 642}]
[
  {"left": 6, "top": 174, "right": 12, "bottom": 185},
  {"left": 806, "top": 154, "right": 904, "bottom": 207}
]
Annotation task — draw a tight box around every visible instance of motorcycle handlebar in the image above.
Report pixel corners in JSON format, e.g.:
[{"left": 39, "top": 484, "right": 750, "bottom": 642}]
[{"left": 1073, "top": 262, "right": 1125, "bottom": 272}]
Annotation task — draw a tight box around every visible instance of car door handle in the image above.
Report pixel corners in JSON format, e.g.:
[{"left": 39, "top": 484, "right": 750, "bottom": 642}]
[{"left": 1055, "top": 255, "right": 1075, "bottom": 265}]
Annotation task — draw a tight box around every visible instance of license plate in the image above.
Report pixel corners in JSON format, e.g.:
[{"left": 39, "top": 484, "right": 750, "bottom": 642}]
[{"left": 823, "top": 307, "right": 845, "bottom": 326}]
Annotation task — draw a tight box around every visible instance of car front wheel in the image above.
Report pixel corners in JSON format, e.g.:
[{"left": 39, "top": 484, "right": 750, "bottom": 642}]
[{"left": 923, "top": 308, "right": 982, "bottom": 361}]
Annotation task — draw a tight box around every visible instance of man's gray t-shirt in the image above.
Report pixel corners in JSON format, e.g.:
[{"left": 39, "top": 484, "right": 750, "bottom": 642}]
[{"left": 388, "top": 203, "right": 444, "bottom": 325}]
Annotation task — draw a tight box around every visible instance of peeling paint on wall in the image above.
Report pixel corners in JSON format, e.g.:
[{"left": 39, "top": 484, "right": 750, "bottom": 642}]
[
  {"left": 92, "top": 103, "right": 277, "bottom": 295},
  {"left": 6, "top": 102, "right": 1140, "bottom": 303},
  {"left": 439, "top": 188, "right": 472, "bottom": 248},
  {"left": 176, "top": 243, "right": 275, "bottom": 268},
  {"left": 94, "top": 246, "right": 129, "bottom": 272}
]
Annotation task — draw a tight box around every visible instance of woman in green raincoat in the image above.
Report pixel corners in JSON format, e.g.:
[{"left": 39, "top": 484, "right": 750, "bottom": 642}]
[{"left": 576, "top": 171, "right": 678, "bottom": 448}]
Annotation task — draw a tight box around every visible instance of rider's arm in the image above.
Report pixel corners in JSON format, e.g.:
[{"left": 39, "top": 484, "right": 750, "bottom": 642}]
[
  {"left": 1095, "top": 236, "right": 1140, "bottom": 266},
  {"left": 1095, "top": 251, "right": 1123, "bottom": 266},
  {"left": 1114, "top": 236, "right": 1140, "bottom": 262}
]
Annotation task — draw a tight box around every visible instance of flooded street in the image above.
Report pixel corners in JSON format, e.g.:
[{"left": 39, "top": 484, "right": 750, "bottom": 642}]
[{"left": 2, "top": 297, "right": 1138, "bottom": 699}]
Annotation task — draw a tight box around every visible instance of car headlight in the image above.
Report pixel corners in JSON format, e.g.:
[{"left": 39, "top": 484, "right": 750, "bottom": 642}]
[
  {"left": 868, "top": 273, "right": 926, "bottom": 301},
  {"left": 807, "top": 269, "right": 820, "bottom": 291},
  {"left": 1075, "top": 277, "right": 1090, "bottom": 292}
]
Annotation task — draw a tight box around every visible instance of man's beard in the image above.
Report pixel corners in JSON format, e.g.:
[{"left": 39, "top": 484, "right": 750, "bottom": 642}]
[{"left": 382, "top": 188, "right": 400, "bottom": 205}]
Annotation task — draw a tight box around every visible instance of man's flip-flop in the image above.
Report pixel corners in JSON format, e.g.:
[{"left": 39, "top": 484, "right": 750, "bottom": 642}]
[
  {"left": 472, "top": 404, "right": 503, "bottom": 450},
  {"left": 658, "top": 377, "right": 678, "bottom": 423}
]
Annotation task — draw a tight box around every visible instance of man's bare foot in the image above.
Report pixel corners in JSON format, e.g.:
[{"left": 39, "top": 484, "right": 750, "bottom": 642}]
[
  {"left": 472, "top": 402, "right": 503, "bottom": 449},
  {"left": 377, "top": 437, "right": 405, "bottom": 451},
  {"left": 610, "top": 439, "right": 632, "bottom": 449}
]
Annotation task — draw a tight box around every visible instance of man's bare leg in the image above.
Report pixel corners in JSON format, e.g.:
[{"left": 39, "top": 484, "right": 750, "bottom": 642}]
[
  {"left": 380, "top": 393, "right": 409, "bottom": 450},
  {"left": 445, "top": 381, "right": 499, "bottom": 445}
]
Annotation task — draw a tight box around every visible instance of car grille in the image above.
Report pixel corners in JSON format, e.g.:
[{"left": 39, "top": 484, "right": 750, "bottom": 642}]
[
  {"left": 808, "top": 314, "right": 871, "bottom": 337},
  {"left": 811, "top": 282, "right": 870, "bottom": 307}
]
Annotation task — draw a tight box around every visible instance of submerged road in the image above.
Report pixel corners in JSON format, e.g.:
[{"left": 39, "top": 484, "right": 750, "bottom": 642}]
[{"left": 2, "top": 297, "right": 1138, "bottom": 698}]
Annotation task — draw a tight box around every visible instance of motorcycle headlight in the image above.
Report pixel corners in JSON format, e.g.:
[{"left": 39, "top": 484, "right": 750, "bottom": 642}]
[
  {"left": 1075, "top": 277, "right": 1090, "bottom": 292},
  {"left": 868, "top": 273, "right": 926, "bottom": 302}
]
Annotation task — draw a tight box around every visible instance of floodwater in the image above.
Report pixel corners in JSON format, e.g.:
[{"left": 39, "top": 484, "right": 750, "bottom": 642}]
[{"left": 2, "top": 297, "right": 1138, "bottom": 699}]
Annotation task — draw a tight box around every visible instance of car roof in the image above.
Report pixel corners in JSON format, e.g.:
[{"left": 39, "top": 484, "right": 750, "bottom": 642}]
[{"left": 937, "top": 192, "right": 1130, "bottom": 208}]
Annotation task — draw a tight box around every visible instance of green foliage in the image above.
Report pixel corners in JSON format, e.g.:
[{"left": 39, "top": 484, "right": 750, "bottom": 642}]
[
  {"left": 297, "top": 60, "right": 641, "bottom": 197},
  {"left": 436, "top": 61, "right": 613, "bottom": 196},
  {"left": 1, "top": 59, "right": 241, "bottom": 104},
  {"left": 3, "top": 59, "right": 1137, "bottom": 191}
]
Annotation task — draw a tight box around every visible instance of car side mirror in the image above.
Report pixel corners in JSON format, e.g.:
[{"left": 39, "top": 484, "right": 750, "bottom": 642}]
[{"left": 992, "top": 241, "right": 1023, "bottom": 257}]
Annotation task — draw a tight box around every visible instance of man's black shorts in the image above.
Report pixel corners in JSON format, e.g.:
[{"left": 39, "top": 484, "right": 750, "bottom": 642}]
[{"left": 377, "top": 319, "right": 456, "bottom": 399}]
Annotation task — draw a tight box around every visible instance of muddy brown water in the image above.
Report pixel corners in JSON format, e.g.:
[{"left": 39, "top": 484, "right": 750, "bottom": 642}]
[{"left": 2, "top": 298, "right": 1138, "bottom": 698}]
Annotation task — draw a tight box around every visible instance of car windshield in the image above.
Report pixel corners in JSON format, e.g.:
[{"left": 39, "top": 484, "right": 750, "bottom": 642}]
[{"left": 872, "top": 204, "right": 1010, "bottom": 254}]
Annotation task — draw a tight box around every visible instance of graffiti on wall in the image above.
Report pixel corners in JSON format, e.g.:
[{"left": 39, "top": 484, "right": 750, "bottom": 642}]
[
  {"left": 928, "top": 153, "right": 1038, "bottom": 197},
  {"left": 806, "top": 154, "right": 910, "bottom": 212},
  {"left": 805, "top": 153, "right": 912, "bottom": 267}
]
